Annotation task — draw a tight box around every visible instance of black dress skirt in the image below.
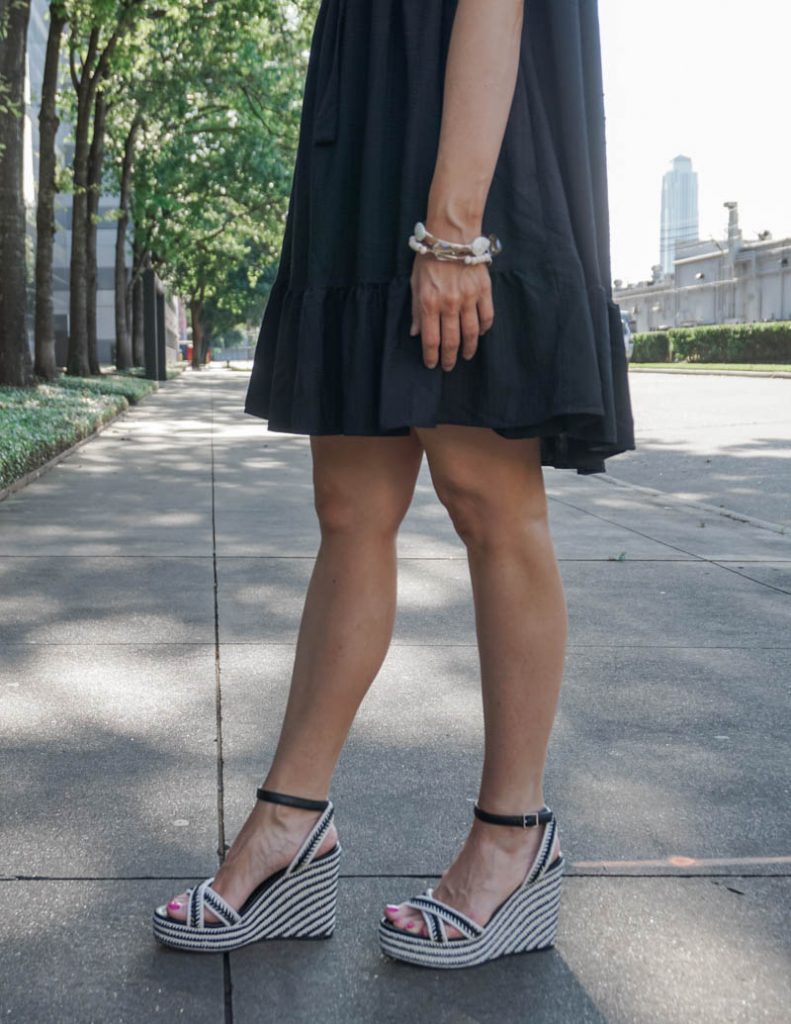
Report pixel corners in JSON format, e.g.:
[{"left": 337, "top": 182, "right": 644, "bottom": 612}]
[{"left": 244, "top": 0, "right": 635, "bottom": 475}]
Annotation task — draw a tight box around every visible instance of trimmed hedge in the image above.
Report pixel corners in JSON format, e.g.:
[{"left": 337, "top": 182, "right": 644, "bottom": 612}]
[
  {"left": 0, "top": 373, "right": 159, "bottom": 492},
  {"left": 632, "top": 322, "right": 791, "bottom": 363},
  {"left": 632, "top": 332, "right": 671, "bottom": 363}
]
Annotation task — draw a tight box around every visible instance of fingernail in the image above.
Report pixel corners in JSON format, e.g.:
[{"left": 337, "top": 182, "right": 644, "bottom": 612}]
[
  {"left": 386, "top": 905, "right": 400, "bottom": 912},
  {"left": 167, "top": 901, "right": 181, "bottom": 910}
]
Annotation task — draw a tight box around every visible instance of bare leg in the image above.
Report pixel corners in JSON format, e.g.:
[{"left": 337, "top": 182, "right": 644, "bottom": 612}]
[
  {"left": 167, "top": 430, "right": 424, "bottom": 921},
  {"left": 384, "top": 427, "right": 566, "bottom": 938}
]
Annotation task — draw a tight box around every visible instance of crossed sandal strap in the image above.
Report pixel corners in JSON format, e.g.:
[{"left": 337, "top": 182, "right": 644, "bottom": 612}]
[
  {"left": 186, "top": 878, "right": 242, "bottom": 930},
  {"left": 405, "top": 891, "right": 484, "bottom": 942}
]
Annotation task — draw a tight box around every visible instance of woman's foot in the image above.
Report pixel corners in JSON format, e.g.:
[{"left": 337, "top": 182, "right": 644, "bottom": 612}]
[
  {"left": 383, "top": 817, "right": 561, "bottom": 939},
  {"left": 165, "top": 798, "right": 338, "bottom": 924}
]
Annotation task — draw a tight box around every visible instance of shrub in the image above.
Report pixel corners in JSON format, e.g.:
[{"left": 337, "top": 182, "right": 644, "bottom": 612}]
[
  {"left": 632, "top": 331, "right": 671, "bottom": 362},
  {"left": 630, "top": 322, "right": 791, "bottom": 363},
  {"left": 669, "top": 322, "right": 791, "bottom": 362},
  {"left": 0, "top": 373, "right": 159, "bottom": 491}
]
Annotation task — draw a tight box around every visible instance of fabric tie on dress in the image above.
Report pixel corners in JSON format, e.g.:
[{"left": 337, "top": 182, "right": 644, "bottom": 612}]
[{"left": 312, "top": 0, "right": 347, "bottom": 145}]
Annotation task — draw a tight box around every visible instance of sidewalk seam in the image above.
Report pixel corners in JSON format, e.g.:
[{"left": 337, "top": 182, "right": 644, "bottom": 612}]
[{"left": 209, "top": 373, "right": 234, "bottom": 1024}]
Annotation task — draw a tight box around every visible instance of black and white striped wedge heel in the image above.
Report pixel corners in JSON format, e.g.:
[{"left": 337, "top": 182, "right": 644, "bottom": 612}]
[
  {"left": 379, "top": 802, "right": 564, "bottom": 969},
  {"left": 153, "top": 789, "right": 341, "bottom": 953}
]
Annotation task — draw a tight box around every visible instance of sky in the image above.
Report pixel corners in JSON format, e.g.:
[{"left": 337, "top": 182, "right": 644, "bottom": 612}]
[{"left": 598, "top": 0, "right": 790, "bottom": 284}]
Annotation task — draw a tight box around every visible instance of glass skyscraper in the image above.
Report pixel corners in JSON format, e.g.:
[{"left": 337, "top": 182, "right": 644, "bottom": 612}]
[{"left": 660, "top": 155, "right": 699, "bottom": 275}]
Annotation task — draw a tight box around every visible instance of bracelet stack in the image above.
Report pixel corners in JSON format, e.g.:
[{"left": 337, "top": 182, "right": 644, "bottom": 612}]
[{"left": 408, "top": 221, "right": 503, "bottom": 265}]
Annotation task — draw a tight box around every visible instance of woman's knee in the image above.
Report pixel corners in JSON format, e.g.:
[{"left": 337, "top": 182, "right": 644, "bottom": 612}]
[
  {"left": 433, "top": 470, "right": 549, "bottom": 549},
  {"left": 311, "top": 436, "right": 422, "bottom": 537},
  {"left": 314, "top": 478, "right": 414, "bottom": 536}
]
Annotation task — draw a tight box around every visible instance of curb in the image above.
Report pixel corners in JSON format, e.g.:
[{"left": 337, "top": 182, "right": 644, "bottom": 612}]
[
  {"left": 629, "top": 367, "right": 791, "bottom": 379},
  {"left": 592, "top": 472, "right": 788, "bottom": 536}
]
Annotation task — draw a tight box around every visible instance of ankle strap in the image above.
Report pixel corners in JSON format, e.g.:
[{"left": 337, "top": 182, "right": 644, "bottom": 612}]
[
  {"left": 473, "top": 803, "right": 554, "bottom": 829},
  {"left": 256, "top": 788, "right": 330, "bottom": 812}
]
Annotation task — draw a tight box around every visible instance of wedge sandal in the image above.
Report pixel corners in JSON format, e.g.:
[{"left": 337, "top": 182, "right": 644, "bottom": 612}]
[
  {"left": 153, "top": 788, "right": 341, "bottom": 953},
  {"left": 379, "top": 802, "right": 563, "bottom": 969}
]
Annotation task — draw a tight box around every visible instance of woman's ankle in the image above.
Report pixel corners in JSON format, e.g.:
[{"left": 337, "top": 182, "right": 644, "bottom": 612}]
[{"left": 258, "top": 774, "right": 333, "bottom": 804}]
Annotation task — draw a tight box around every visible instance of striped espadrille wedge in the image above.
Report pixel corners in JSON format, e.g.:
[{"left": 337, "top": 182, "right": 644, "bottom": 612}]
[
  {"left": 379, "top": 802, "right": 563, "bottom": 969},
  {"left": 153, "top": 789, "right": 341, "bottom": 953}
]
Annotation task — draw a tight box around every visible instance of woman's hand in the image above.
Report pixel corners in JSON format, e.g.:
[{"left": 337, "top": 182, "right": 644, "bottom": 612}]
[{"left": 410, "top": 251, "right": 495, "bottom": 372}]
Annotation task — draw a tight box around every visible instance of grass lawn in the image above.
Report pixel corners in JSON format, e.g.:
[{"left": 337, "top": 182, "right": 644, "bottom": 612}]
[
  {"left": 0, "top": 370, "right": 162, "bottom": 492},
  {"left": 630, "top": 362, "right": 791, "bottom": 373}
]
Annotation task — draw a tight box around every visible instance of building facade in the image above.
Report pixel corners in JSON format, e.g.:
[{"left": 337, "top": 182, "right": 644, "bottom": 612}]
[
  {"left": 615, "top": 202, "right": 790, "bottom": 333},
  {"left": 660, "top": 155, "right": 699, "bottom": 276}
]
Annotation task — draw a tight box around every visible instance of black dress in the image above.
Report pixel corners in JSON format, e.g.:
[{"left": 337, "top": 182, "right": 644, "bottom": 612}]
[{"left": 244, "top": 0, "right": 635, "bottom": 475}]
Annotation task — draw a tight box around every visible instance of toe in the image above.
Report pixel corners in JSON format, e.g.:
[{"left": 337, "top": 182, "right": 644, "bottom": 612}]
[
  {"left": 165, "top": 890, "right": 222, "bottom": 925},
  {"left": 383, "top": 903, "right": 427, "bottom": 936},
  {"left": 165, "top": 892, "right": 190, "bottom": 921}
]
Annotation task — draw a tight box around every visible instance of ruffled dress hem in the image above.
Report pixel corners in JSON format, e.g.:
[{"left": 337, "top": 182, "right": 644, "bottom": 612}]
[{"left": 243, "top": 267, "right": 635, "bottom": 476}]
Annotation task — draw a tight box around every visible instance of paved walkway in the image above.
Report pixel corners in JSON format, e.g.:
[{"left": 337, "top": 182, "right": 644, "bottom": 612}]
[
  {"left": 603, "top": 372, "right": 791, "bottom": 528},
  {"left": 1, "top": 367, "right": 789, "bottom": 1023}
]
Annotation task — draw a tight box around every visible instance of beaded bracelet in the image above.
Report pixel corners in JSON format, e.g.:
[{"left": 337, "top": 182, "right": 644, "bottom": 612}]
[{"left": 408, "top": 221, "right": 503, "bottom": 265}]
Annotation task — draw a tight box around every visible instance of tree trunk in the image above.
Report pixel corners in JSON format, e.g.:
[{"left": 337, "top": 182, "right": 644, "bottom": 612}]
[
  {"left": 131, "top": 242, "right": 145, "bottom": 366},
  {"left": 190, "top": 297, "right": 205, "bottom": 370},
  {"left": 66, "top": 37, "right": 96, "bottom": 376},
  {"left": 66, "top": 22, "right": 123, "bottom": 376},
  {"left": 86, "top": 86, "right": 107, "bottom": 374},
  {"left": 0, "top": 0, "right": 33, "bottom": 386},
  {"left": 132, "top": 273, "right": 144, "bottom": 366},
  {"left": 114, "top": 114, "right": 140, "bottom": 370},
  {"left": 34, "top": 2, "right": 66, "bottom": 380}
]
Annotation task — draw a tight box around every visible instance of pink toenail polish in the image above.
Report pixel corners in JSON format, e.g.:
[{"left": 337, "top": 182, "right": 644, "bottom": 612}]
[
  {"left": 168, "top": 901, "right": 181, "bottom": 910},
  {"left": 406, "top": 922, "right": 414, "bottom": 929},
  {"left": 386, "top": 905, "right": 400, "bottom": 912}
]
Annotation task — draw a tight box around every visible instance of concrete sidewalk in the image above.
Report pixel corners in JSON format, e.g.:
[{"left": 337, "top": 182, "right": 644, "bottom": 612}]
[{"left": 1, "top": 367, "right": 789, "bottom": 1023}]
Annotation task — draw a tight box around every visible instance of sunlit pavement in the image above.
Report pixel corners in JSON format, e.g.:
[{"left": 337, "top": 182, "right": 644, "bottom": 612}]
[
  {"left": 1, "top": 366, "right": 789, "bottom": 1023},
  {"left": 616, "top": 371, "right": 791, "bottom": 529}
]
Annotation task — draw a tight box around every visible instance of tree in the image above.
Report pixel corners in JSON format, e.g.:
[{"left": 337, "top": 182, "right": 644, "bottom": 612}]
[
  {"left": 33, "top": 0, "right": 67, "bottom": 380},
  {"left": 65, "top": 0, "right": 143, "bottom": 376},
  {"left": 127, "top": 0, "right": 317, "bottom": 369},
  {"left": 112, "top": 111, "right": 139, "bottom": 368},
  {"left": 0, "top": 0, "right": 33, "bottom": 386},
  {"left": 85, "top": 81, "right": 107, "bottom": 373}
]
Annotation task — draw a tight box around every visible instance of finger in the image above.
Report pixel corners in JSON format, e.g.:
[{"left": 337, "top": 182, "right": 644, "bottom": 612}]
[
  {"left": 460, "top": 303, "right": 480, "bottom": 361},
  {"left": 410, "top": 289, "right": 420, "bottom": 337},
  {"left": 440, "top": 312, "right": 461, "bottom": 371},
  {"left": 420, "top": 305, "right": 441, "bottom": 368},
  {"left": 477, "top": 287, "right": 495, "bottom": 335}
]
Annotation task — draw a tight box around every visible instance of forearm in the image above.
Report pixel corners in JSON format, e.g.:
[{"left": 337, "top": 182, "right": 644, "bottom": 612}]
[{"left": 427, "top": 0, "right": 524, "bottom": 241}]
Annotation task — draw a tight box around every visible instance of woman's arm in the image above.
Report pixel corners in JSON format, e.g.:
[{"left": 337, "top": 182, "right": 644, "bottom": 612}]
[{"left": 411, "top": 0, "right": 524, "bottom": 371}]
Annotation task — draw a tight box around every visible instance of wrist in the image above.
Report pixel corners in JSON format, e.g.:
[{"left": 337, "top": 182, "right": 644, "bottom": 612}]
[{"left": 425, "top": 196, "right": 484, "bottom": 243}]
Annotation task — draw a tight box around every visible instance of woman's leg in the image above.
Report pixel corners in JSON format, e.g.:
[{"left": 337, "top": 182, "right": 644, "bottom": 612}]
[
  {"left": 167, "top": 430, "right": 424, "bottom": 922},
  {"left": 384, "top": 426, "right": 566, "bottom": 938}
]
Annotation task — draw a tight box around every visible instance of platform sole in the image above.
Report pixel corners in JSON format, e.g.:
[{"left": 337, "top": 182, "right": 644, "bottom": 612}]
[{"left": 379, "top": 856, "right": 563, "bottom": 970}]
